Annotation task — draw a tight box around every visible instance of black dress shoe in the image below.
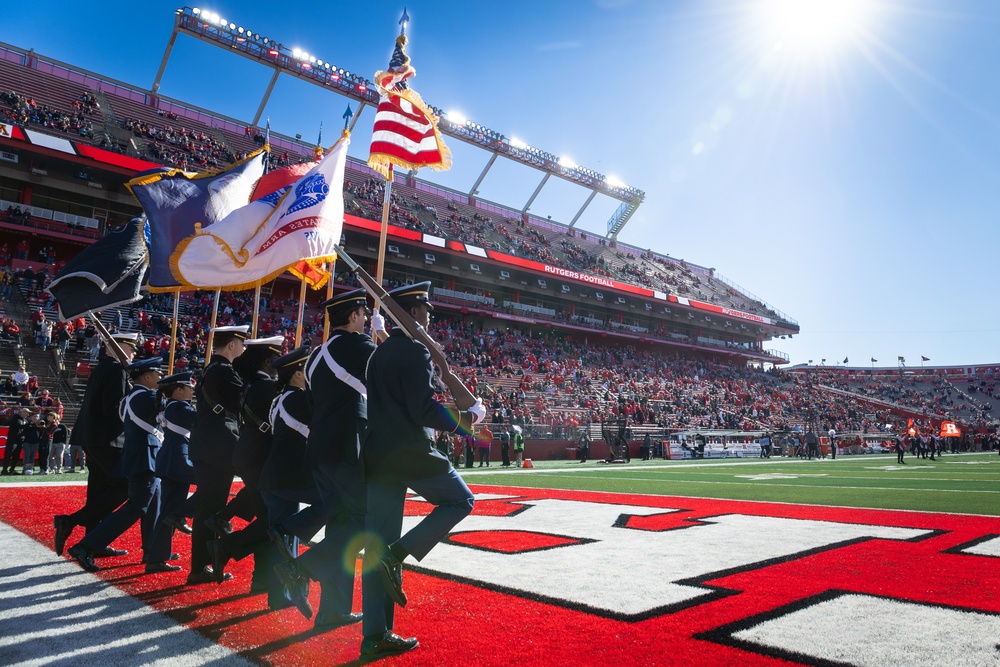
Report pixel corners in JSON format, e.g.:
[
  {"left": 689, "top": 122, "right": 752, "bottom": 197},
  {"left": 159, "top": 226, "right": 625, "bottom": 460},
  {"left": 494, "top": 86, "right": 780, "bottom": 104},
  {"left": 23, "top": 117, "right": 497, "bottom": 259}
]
[
  {"left": 315, "top": 611, "right": 362, "bottom": 631},
  {"left": 92, "top": 546, "right": 128, "bottom": 558},
  {"left": 145, "top": 562, "right": 182, "bottom": 574},
  {"left": 67, "top": 545, "right": 100, "bottom": 572},
  {"left": 206, "top": 540, "right": 230, "bottom": 583},
  {"left": 359, "top": 632, "right": 418, "bottom": 662},
  {"left": 273, "top": 560, "right": 313, "bottom": 620},
  {"left": 204, "top": 514, "right": 233, "bottom": 538},
  {"left": 54, "top": 515, "right": 72, "bottom": 556},
  {"left": 187, "top": 566, "right": 233, "bottom": 585},
  {"left": 168, "top": 552, "right": 181, "bottom": 561},
  {"left": 163, "top": 515, "right": 193, "bottom": 534},
  {"left": 266, "top": 525, "right": 295, "bottom": 562},
  {"left": 377, "top": 553, "right": 407, "bottom": 607}
]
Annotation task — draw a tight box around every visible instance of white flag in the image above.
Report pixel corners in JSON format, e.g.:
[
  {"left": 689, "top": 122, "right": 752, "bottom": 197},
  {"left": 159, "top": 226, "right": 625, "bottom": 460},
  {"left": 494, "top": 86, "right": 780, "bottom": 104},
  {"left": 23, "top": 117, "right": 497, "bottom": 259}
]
[{"left": 171, "top": 136, "right": 349, "bottom": 290}]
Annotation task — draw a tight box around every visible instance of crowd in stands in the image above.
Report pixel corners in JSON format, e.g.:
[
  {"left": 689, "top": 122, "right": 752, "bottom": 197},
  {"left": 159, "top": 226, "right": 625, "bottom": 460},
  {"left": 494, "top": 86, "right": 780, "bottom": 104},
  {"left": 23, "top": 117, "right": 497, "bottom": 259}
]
[
  {"left": 119, "top": 117, "right": 233, "bottom": 170},
  {"left": 0, "top": 90, "right": 96, "bottom": 138}
]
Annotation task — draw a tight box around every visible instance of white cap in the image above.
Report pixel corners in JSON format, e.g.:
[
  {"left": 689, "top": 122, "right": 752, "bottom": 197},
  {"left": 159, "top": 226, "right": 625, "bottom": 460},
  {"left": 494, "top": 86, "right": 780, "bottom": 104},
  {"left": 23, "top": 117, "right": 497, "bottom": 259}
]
[
  {"left": 111, "top": 332, "right": 140, "bottom": 347},
  {"left": 245, "top": 335, "right": 285, "bottom": 354},
  {"left": 210, "top": 325, "right": 250, "bottom": 340}
]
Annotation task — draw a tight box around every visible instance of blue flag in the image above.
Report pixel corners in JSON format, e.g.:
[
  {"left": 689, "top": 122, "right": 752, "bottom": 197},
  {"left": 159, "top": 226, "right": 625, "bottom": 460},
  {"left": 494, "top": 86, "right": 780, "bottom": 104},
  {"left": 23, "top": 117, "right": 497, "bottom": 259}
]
[
  {"left": 48, "top": 217, "right": 149, "bottom": 320},
  {"left": 125, "top": 151, "right": 268, "bottom": 291}
]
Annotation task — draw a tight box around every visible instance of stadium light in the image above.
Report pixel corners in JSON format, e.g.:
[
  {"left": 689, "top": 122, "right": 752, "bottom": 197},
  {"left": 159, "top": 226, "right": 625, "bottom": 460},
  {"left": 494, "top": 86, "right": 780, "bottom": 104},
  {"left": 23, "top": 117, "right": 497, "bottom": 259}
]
[
  {"left": 447, "top": 111, "right": 468, "bottom": 126},
  {"left": 192, "top": 7, "right": 200, "bottom": 15},
  {"left": 558, "top": 156, "right": 577, "bottom": 170},
  {"left": 509, "top": 137, "right": 528, "bottom": 150},
  {"left": 606, "top": 175, "right": 625, "bottom": 188}
]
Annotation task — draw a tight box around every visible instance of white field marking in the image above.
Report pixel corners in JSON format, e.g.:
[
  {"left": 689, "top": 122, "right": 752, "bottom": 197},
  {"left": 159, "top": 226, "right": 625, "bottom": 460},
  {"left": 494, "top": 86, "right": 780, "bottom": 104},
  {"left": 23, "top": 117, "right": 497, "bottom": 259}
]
[
  {"left": 412, "top": 500, "right": 931, "bottom": 617},
  {"left": 460, "top": 452, "right": 996, "bottom": 476},
  {"left": 959, "top": 536, "right": 1000, "bottom": 558},
  {"left": 731, "top": 593, "right": 1000, "bottom": 667},
  {"left": 526, "top": 473, "right": 1000, "bottom": 495},
  {"left": 0, "top": 521, "right": 253, "bottom": 667},
  {"left": 733, "top": 473, "right": 829, "bottom": 481}
]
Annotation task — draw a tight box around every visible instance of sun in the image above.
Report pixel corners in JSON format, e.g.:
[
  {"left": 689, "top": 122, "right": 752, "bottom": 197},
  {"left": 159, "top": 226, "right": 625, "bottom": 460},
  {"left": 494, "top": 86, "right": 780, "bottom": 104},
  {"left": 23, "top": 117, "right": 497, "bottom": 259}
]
[{"left": 760, "top": 0, "right": 871, "bottom": 51}]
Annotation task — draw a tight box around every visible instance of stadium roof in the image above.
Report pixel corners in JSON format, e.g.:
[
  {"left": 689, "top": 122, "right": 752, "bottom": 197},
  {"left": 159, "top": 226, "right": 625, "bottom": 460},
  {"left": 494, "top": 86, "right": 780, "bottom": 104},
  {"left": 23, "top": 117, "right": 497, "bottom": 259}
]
[{"left": 154, "top": 6, "right": 645, "bottom": 239}]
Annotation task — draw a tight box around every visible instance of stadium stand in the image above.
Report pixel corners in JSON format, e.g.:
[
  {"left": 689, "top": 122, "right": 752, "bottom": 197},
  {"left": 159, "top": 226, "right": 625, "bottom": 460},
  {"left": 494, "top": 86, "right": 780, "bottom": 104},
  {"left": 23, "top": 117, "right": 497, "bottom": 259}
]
[{"left": 1, "top": 41, "right": 996, "bottom": 461}]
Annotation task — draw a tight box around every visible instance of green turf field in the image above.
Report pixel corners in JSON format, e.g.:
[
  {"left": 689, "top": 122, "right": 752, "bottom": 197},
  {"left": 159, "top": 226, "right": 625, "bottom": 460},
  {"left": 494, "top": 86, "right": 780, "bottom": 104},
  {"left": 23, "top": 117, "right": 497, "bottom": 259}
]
[
  {"left": 460, "top": 452, "right": 1000, "bottom": 516},
  {"left": 5, "top": 451, "right": 997, "bottom": 516}
]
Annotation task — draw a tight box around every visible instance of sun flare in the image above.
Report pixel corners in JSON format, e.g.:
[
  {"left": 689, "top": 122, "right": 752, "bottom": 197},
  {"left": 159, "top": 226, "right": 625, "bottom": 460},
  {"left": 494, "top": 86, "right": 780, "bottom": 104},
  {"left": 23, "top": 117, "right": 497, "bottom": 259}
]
[{"left": 761, "top": 0, "right": 870, "bottom": 51}]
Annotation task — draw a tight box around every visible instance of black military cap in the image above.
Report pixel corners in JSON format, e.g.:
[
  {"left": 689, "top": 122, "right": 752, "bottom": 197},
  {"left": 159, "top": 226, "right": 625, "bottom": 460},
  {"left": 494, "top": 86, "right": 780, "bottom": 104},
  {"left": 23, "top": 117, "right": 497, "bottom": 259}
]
[
  {"left": 387, "top": 281, "right": 433, "bottom": 311},
  {"left": 158, "top": 371, "right": 194, "bottom": 386},
  {"left": 126, "top": 357, "right": 163, "bottom": 378},
  {"left": 320, "top": 288, "right": 368, "bottom": 315},
  {"left": 272, "top": 346, "right": 310, "bottom": 371}
]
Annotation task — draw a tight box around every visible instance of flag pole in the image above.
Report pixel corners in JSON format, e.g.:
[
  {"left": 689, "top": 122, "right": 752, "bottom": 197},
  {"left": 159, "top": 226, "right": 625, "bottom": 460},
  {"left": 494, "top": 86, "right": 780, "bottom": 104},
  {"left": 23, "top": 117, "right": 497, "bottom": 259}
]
[
  {"left": 167, "top": 289, "right": 180, "bottom": 374},
  {"left": 375, "top": 165, "right": 393, "bottom": 287},
  {"left": 251, "top": 285, "right": 261, "bottom": 338},
  {"left": 294, "top": 279, "right": 307, "bottom": 347},
  {"left": 205, "top": 288, "right": 221, "bottom": 368},
  {"left": 322, "top": 260, "right": 335, "bottom": 343}
]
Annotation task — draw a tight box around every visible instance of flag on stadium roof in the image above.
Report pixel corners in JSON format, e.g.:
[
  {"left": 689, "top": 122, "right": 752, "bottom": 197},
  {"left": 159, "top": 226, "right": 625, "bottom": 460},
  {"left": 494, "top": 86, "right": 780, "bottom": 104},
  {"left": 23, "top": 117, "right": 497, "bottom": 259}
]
[
  {"left": 871, "top": 357, "right": 877, "bottom": 363},
  {"left": 921, "top": 355, "right": 930, "bottom": 361},
  {"left": 167, "top": 135, "right": 349, "bottom": 291},
  {"left": 843, "top": 357, "right": 849, "bottom": 364},
  {"left": 126, "top": 150, "right": 268, "bottom": 292},
  {"left": 367, "top": 12, "right": 451, "bottom": 180},
  {"left": 48, "top": 216, "right": 148, "bottom": 320}
]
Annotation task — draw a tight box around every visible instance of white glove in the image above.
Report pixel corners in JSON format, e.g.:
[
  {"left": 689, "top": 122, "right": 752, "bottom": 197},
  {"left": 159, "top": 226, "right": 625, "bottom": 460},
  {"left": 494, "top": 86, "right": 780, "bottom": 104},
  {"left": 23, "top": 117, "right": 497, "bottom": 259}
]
[
  {"left": 469, "top": 397, "right": 487, "bottom": 425},
  {"left": 371, "top": 309, "right": 386, "bottom": 333}
]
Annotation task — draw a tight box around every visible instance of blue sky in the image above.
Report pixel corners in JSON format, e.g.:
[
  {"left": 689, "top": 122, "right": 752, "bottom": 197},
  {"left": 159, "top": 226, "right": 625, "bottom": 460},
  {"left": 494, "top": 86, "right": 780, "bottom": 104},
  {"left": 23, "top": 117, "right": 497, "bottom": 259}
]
[{"left": 9, "top": 0, "right": 1000, "bottom": 367}]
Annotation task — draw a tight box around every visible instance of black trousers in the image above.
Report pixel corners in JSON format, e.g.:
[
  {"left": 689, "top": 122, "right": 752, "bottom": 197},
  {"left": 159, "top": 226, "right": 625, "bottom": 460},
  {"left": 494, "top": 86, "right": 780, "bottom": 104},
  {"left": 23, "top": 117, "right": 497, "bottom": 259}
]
[
  {"left": 191, "top": 461, "right": 234, "bottom": 572},
  {"left": 2, "top": 441, "right": 23, "bottom": 472},
  {"left": 68, "top": 446, "right": 128, "bottom": 533}
]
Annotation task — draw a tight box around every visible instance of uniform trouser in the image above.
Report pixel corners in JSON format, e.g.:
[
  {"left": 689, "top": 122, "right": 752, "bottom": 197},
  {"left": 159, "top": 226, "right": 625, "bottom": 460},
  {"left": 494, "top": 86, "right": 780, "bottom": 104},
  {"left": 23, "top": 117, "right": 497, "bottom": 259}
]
[
  {"left": 217, "top": 466, "right": 269, "bottom": 565},
  {"left": 20, "top": 441, "right": 38, "bottom": 473},
  {"left": 79, "top": 472, "right": 159, "bottom": 555},
  {"left": 68, "top": 446, "right": 128, "bottom": 533},
  {"left": 191, "top": 461, "right": 234, "bottom": 572},
  {"left": 2, "top": 441, "right": 22, "bottom": 472},
  {"left": 898, "top": 450, "right": 905, "bottom": 463},
  {"left": 261, "top": 486, "right": 327, "bottom": 607},
  {"left": 362, "top": 468, "right": 474, "bottom": 638},
  {"left": 478, "top": 448, "right": 490, "bottom": 465},
  {"left": 501, "top": 444, "right": 510, "bottom": 466},
  {"left": 147, "top": 478, "right": 191, "bottom": 563},
  {"left": 48, "top": 442, "right": 67, "bottom": 471},
  {"left": 298, "top": 462, "right": 367, "bottom": 617}
]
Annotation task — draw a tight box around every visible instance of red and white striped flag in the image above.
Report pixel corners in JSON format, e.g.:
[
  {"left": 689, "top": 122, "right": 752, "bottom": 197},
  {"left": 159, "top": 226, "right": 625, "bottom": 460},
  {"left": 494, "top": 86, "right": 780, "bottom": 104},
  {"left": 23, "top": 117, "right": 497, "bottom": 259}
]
[{"left": 368, "top": 32, "right": 450, "bottom": 180}]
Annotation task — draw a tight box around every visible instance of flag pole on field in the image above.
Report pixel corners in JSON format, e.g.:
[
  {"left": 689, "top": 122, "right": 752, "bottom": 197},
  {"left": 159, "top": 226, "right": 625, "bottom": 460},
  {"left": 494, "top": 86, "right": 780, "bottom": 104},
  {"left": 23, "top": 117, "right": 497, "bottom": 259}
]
[
  {"left": 205, "top": 289, "right": 221, "bottom": 367},
  {"left": 167, "top": 289, "right": 180, "bottom": 374}
]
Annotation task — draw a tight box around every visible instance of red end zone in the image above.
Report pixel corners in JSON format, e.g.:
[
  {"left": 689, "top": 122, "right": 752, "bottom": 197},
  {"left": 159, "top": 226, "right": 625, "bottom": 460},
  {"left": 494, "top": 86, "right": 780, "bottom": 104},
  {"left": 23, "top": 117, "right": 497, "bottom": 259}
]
[{"left": 2, "top": 484, "right": 999, "bottom": 666}]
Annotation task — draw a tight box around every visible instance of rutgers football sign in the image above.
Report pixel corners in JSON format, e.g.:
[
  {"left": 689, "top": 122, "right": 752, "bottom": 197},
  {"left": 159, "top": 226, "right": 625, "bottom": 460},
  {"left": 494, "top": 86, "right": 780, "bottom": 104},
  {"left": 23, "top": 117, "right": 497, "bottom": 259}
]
[{"left": 405, "top": 487, "right": 1000, "bottom": 666}]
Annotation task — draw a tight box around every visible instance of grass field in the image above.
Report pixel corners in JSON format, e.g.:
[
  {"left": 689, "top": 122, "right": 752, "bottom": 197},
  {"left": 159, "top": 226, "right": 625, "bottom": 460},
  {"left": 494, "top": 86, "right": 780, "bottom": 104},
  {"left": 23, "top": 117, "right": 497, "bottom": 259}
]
[
  {"left": 4, "top": 451, "right": 998, "bottom": 516},
  {"left": 460, "top": 451, "right": 1000, "bottom": 516}
]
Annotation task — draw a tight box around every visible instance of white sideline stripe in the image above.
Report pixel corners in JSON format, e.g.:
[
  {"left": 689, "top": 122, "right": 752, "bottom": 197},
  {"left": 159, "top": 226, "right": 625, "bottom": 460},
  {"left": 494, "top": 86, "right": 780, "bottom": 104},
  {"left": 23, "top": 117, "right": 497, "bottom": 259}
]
[
  {"left": 0, "top": 521, "right": 252, "bottom": 667},
  {"left": 732, "top": 593, "right": 1000, "bottom": 667},
  {"left": 529, "top": 474, "right": 1000, "bottom": 494}
]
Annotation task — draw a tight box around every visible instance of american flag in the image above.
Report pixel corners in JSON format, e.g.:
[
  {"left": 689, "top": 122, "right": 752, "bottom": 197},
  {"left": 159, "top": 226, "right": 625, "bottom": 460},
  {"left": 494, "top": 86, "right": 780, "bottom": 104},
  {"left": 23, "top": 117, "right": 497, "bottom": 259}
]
[{"left": 368, "top": 32, "right": 450, "bottom": 180}]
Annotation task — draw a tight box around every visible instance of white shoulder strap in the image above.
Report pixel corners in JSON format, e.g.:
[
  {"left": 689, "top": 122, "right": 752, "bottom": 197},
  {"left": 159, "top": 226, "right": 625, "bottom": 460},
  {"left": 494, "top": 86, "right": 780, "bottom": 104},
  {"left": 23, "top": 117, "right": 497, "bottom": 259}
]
[
  {"left": 269, "top": 390, "right": 310, "bottom": 438},
  {"left": 305, "top": 333, "right": 367, "bottom": 399},
  {"left": 120, "top": 388, "right": 163, "bottom": 439}
]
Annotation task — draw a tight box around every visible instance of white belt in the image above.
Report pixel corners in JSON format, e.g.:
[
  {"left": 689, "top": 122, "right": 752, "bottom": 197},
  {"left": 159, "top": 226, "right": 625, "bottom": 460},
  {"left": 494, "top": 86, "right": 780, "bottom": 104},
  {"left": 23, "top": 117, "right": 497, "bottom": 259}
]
[{"left": 306, "top": 334, "right": 367, "bottom": 399}]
